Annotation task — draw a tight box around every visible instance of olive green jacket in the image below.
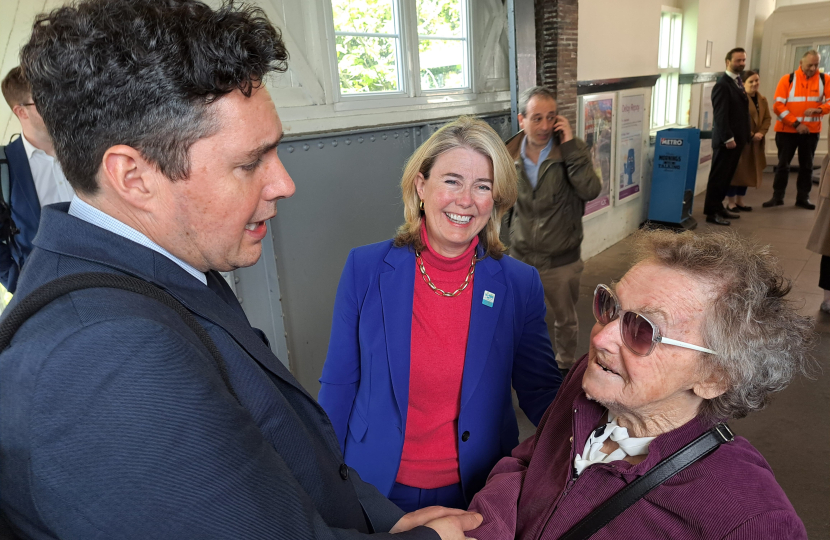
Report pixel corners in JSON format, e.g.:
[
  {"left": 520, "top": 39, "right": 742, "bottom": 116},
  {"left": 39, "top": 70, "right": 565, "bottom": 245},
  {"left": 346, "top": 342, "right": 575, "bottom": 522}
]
[{"left": 502, "top": 132, "right": 601, "bottom": 270}]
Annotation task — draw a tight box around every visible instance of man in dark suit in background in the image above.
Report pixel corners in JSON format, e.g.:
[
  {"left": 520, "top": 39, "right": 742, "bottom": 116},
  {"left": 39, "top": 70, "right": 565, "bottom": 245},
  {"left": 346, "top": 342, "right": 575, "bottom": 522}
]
[
  {"left": 0, "top": 67, "right": 74, "bottom": 293},
  {"left": 0, "top": 1, "right": 479, "bottom": 539},
  {"left": 703, "top": 47, "right": 751, "bottom": 226}
]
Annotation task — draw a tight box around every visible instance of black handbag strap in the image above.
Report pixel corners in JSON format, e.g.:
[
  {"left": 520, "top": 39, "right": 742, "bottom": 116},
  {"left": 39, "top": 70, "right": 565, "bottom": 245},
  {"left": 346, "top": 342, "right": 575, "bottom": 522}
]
[
  {"left": 559, "top": 423, "right": 735, "bottom": 540},
  {"left": 0, "top": 272, "right": 239, "bottom": 403}
]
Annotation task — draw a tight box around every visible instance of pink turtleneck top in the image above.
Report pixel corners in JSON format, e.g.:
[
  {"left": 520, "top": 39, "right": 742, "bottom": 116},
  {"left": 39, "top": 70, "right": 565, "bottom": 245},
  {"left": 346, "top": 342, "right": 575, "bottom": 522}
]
[{"left": 395, "top": 227, "right": 478, "bottom": 489}]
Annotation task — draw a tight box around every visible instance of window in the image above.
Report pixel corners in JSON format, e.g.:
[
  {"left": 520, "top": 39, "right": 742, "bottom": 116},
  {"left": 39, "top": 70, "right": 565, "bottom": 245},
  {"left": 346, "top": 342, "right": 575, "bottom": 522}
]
[
  {"left": 652, "top": 9, "right": 682, "bottom": 129},
  {"left": 330, "top": 0, "right": 470, "bottom": 98}
]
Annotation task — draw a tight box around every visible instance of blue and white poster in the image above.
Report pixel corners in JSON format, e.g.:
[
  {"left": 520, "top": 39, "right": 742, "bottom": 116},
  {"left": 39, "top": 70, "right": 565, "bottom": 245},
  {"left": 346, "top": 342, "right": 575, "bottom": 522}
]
[{"left": 616, "top": 94, "right": 644, "bottom": 202}]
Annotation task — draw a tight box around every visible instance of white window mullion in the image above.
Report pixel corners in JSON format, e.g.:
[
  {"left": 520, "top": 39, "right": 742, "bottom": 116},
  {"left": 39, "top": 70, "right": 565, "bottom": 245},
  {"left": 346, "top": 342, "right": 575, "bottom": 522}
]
[{"left": 402, "top": 0, "right": 421, "bottom": 97}]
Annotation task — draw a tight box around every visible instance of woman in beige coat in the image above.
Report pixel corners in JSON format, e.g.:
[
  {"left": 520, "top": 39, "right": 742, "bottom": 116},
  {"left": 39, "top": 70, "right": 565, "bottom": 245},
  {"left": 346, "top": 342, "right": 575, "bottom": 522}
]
[
  {"left": 806, "top": 117, "right": 830, "bottom": 313},
  {"left": 726, "top": 71, "right": 771, "bottom": 212}
]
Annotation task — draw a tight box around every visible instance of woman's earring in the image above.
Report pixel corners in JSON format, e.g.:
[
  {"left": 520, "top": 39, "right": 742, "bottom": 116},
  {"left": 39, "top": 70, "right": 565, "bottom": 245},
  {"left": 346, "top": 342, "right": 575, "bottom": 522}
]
[{"left": 419, "top": 200, "right": 424, "bottom": 211}]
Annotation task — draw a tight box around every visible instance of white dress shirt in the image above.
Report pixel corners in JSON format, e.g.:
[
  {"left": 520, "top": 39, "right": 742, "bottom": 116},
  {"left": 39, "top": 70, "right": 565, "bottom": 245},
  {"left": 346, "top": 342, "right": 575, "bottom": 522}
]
[{"left": 20, "top": 134, "right": 74, "bottom": 206}]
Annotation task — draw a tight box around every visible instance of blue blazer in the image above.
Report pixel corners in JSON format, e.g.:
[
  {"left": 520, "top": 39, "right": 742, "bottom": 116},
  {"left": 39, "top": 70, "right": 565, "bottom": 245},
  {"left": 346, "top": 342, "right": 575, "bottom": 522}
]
[
  {"left": 318, "top": 240, "right": 562, "bottom": 503},
  {"left": 0, "top": 206, "right": 435, "bottom": 540},
  {"left": 0, "top": 136, "right": 42, "bottom": 293}
]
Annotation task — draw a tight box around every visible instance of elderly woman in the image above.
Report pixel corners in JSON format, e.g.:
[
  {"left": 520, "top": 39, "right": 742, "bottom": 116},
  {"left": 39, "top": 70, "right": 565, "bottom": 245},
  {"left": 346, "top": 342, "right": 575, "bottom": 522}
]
[
  {"left": 469, "top": 229, "right": 812, "bottom": 539},
  {"left": 319, "top": 116, "right": 562, "bottom": 513}
]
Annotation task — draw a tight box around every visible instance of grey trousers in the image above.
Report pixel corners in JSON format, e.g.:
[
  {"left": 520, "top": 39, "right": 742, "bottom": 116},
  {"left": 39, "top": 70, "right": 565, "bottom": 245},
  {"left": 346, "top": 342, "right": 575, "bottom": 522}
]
[{"left": 537, "top": 259, "right": 584, "bottom": 370}]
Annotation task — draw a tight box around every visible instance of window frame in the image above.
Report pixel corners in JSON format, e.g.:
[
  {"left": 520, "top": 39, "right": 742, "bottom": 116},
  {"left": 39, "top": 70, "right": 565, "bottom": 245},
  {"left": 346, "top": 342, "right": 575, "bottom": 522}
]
[
  {"left": 325, "top": 0, "right": 473, "bottom": 103},
  {"left": 651, "top": 7, "right": 682, "bottom": 130}
]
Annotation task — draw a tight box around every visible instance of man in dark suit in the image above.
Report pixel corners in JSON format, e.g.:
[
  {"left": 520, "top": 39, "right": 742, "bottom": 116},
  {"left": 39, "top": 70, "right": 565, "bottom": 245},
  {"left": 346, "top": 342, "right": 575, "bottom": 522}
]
[
  {"left": 703, "top": 48, "right": 751, "bottom": 226},
  {"left": 0, "top": 1, "right": 480, "bottom": 539},
  {"left": 0, "top": 67, "right": 74, "bottom": 293}
]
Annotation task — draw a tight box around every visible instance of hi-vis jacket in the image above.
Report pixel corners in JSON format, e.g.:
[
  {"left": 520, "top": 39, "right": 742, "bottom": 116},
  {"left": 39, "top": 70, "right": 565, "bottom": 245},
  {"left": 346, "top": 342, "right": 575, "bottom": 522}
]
[{"left": 773, "top": 67, "right": 830, "bottom": 134}]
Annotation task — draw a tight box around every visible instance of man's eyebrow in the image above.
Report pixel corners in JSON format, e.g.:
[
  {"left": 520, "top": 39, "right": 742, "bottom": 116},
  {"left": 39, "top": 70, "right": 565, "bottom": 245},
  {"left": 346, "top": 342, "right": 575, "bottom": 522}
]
[{"left": 244, "top": 134, "right": 283, "bottom": 161}]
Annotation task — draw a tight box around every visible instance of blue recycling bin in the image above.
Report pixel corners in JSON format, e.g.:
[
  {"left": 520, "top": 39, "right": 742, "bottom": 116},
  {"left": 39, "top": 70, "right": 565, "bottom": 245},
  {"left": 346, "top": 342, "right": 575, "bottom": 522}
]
[{"left": 647, "top": 128, "right": 701, "bottom": 230}]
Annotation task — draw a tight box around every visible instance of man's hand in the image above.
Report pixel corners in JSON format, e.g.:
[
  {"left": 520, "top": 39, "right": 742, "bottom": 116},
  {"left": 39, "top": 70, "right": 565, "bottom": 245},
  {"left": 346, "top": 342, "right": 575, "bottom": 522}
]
[
  {"left": 725, "top": 140, "right": 737, "bottom": 149},
  {"left": 753, "top": 132, "right": 763, "bottom": 142},
  {"left": 796, "top": 123, "right": 810, "bottom": 135},
  {"left": 804, "top": 108, "right": 822, "bottom": 116},
  {"left": 391, "top": 507, "right": 482, "bottom": 539},
  {"left": 553, "top": 115, "right": 573, "bottom": 144},
  {"left": 425, "top": 512, "right": 483, "bottom": 540}
]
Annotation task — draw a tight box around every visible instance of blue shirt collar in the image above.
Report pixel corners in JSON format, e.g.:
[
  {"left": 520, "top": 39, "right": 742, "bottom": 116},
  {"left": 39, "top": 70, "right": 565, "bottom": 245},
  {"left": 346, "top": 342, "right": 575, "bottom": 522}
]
[{"left": 68, "top": 196, "right": 208, "bottom": 285}]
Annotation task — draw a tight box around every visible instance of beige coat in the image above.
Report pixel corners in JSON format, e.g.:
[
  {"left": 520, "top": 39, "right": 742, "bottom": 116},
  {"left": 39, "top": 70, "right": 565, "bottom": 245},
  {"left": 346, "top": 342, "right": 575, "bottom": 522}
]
[
  {"left": 732, "top": 93, "right": 771, "bottom": 188},
  {"left": 806, "top": 119, "right": 830, "bottom": 256}
]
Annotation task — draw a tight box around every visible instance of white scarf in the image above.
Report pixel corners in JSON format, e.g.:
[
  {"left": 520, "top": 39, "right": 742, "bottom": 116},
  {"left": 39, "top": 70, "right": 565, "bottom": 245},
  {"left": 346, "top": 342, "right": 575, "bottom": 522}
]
[{"left": 573, "top": 412, "right": 656, "bottom": 476}]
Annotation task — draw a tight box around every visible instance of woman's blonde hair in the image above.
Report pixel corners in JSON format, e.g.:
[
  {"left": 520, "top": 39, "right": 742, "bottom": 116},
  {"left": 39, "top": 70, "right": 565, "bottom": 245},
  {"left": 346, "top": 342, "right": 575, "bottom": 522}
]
[{"left": 394, "top": 116, "right": 518, "bottom": 259}]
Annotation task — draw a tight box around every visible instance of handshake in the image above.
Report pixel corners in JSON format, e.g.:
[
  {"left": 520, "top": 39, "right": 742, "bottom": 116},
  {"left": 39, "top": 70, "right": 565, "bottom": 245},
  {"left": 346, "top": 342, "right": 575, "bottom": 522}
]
[{"left": 392, "top": 507, "right": 483, "bottom": 540}]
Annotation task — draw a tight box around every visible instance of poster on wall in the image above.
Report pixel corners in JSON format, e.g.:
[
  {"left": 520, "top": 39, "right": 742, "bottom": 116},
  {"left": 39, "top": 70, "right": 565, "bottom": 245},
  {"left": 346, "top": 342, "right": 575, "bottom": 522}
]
[
  {"left": 616, "top": 93, "right": 645, "bottom": 203},
  {"left": 579, "top": 93, "right": 615, "bottom": 218},
  {"left": 698, "top": 81, "right": 715, "bottom": 165}
]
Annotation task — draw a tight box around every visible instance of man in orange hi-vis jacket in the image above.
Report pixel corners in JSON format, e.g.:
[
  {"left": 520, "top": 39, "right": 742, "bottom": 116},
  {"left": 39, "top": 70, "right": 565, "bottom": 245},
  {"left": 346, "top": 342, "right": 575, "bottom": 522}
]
[{"left": 765, "top": 50, "right": 830, "bottom": 209}]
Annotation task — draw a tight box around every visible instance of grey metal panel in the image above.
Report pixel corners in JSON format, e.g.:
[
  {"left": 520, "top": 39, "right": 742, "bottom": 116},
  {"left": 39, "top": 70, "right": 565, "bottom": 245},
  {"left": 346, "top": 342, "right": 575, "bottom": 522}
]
[
  {"left": 271, "top": 114, "right": 511, "bottom": 394},
  {"left": 232, "top": 223, "right": 290, "bottom": 367}
]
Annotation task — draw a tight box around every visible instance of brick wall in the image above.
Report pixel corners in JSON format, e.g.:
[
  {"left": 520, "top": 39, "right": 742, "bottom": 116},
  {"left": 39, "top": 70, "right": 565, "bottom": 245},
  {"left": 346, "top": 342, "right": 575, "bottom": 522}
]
[{"left": 535, "top": 0, "right": 579, "bottom": 127}]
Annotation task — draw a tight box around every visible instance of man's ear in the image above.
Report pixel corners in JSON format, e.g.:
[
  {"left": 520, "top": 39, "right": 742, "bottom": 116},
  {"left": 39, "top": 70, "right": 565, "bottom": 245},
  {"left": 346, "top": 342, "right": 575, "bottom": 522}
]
[
  {"left": 12, "top": 104, "right": 28, "bottom": 122},
  {"left": 100, "top": 145, "right": 161, "bottom": 208},
  {"left": 693, "top": 368, "right": 728, "bottom": 400}
]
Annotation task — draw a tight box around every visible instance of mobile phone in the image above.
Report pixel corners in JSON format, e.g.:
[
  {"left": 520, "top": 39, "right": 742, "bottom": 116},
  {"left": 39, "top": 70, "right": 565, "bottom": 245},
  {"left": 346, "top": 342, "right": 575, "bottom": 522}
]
[{"left": 552, "top": 115, "right": 562, "bottom": 145}]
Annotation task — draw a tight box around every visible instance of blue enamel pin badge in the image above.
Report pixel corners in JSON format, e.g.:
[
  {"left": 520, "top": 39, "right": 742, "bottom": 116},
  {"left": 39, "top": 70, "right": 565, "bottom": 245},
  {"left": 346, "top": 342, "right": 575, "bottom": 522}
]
[{"left": 482, "top": 290, "right": 495, "bottom": 307}]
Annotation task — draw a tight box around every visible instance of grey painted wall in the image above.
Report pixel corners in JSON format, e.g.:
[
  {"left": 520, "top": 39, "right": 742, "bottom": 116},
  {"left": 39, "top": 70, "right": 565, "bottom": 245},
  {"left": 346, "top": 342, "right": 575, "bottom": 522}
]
[{"left": 272, "top": 113, "right": 512, "bottom": 394}]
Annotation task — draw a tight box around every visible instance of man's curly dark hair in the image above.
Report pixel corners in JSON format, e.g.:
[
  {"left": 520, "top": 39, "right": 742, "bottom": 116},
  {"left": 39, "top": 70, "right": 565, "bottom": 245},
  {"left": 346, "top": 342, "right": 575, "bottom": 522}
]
[{"left": 20, "top": 0, "right": 289, "bottom": 194}]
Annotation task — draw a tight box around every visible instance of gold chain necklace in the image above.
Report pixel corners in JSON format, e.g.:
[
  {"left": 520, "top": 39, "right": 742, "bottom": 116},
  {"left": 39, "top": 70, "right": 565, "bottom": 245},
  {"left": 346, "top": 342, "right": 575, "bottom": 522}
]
[{"left": 415, "top": 251, "right": 477, "bottom": 297}]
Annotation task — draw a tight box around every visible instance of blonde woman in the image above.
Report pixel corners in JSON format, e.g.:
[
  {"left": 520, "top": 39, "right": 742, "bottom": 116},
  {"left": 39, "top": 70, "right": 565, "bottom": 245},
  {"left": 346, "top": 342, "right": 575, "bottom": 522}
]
[{"left": 319, "top": 117, "right": 562, "bottom": 512}]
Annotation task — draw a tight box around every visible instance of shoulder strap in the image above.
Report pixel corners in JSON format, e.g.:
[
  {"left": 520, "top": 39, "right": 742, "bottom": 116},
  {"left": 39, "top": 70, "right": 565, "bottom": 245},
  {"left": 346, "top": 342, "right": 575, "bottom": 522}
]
[
  {"left": 789, "top": 72, "right": 795, "bottom": 84},
  {"left": 0, "top": 146, "right": 10, "bottom": 207},
  {"left": 0, "top": 272, "right": 239, "bottom": 403},
  {"left": 558, "top": 423, "right": 735, "bottom": 540}
]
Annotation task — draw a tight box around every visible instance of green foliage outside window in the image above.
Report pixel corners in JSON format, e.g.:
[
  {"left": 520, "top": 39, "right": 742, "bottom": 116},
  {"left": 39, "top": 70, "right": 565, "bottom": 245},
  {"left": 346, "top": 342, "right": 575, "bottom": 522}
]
[
  {"left": 332, "top": 0, "right": 466, "bottom": 94},
  {"left": 333, "top": 0, "right": 399, "bottom": 94}
]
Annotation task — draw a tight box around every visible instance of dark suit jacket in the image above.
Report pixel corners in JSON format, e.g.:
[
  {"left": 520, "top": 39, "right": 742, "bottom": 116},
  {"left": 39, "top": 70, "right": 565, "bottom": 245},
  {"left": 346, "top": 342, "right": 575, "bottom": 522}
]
[
  {"left": 711, "top": 73, "right": 751, "bottom": 148},
  {"left": 0, "top": 136, "right": 42, "bottom": 293},
  {"left": 318, "top": 241, "right": 561, "bottom": 503},
  {"left": 0, "top": 205, "right": 437, "bottom": 540}
]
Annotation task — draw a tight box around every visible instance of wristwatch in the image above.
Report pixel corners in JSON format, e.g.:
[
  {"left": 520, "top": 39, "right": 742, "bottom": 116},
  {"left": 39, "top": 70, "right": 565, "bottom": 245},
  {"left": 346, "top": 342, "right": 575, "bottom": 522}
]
[{"left": 793, "top": 120, "right": 801, "bottom": 128}]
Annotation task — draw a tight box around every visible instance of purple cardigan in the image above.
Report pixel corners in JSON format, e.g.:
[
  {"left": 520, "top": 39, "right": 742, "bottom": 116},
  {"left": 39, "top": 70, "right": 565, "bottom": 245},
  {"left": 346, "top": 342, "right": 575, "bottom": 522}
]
[{"left": 469, "top": 355, "right": 806, "bottom": 540}]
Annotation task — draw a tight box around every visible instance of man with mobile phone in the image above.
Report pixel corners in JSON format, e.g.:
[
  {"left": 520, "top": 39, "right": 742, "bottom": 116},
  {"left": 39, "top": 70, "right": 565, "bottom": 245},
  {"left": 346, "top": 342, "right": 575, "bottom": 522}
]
[{"left": 502, "top": 86, "right": 601, "bottom": 376}]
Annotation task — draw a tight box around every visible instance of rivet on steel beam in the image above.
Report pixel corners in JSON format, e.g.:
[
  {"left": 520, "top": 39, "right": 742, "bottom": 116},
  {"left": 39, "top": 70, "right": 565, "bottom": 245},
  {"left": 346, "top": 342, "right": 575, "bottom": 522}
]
[
  {"left": 287, "top": 146, "right": 294, "bottom": 153},
  {"left": 303, "top": 144, "right": 309, "bottom": 151}
]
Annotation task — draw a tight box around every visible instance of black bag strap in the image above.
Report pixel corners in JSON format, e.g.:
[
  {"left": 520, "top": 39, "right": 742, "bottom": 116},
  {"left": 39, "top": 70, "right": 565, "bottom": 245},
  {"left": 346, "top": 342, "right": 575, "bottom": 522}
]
[
  {"left": 558, "top": 423, "right": 735, "bottom": 540},
  {"left": 0, "top": 272, "right": 239, "bottom": 403}
]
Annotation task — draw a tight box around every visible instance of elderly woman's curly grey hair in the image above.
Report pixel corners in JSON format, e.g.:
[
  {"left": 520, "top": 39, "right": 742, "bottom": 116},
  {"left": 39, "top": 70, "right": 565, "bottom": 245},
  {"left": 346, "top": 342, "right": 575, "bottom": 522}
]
[{"left": 632, "top": 228, "right": 815, "bottom": 423}]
